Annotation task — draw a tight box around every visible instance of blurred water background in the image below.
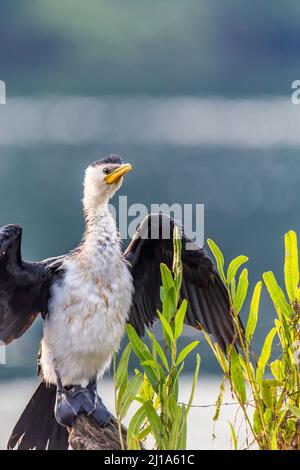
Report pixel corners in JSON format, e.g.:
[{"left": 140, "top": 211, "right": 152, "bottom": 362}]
[{"left": 0, "top": 1, "right": 300, "bottom": 448}]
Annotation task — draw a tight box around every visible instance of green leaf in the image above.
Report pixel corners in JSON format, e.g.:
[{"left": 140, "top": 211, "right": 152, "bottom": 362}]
[
  {"left": 175, "top": 341, "right": 200, "bottom": 367},
  {"left": 169, "top": 403, "right": 184, "bottom": 449},
  {"left": 229, "top": 347, "right": 246, "bottom": 404},
  {"left": 227, "top": 255, "right": 249, "bottom": 286},
  {"left": 202, "top": 331, "right": 228, "bottom": 373},
  {"left": 120, "top": 373, "right": 143, "bottom": 419},
  {"left": 284, "top": 230, "right": 299, "bottom": 302},
  {"left": 234, "top": 268, "right": 249, "bottom": 314},
  {"left": 263, "top": 271, "right": 291, "bottom": 319},
  {"left": 228, "top": 421, "right": 238, "bottom": 450},
  {"left": 288, "top": 404, "right": 300, "bottom": 419},
  {"left": 143, "top": 400, "right": 167, "bottom": 448},
  {"left": 126, "top": 324, "right": 152, "bottom": 362},
  {"left": 162, "top": 286, "right": 176, "bottom": 322},
  {"left": 178, "top": 412, "right": 187, "bottom": 450},
  {"left": 126, "top": 324, "right": 152, "bottom": 360},
  {"left": 175, "top": 299, "right": 188, "bottom": 339},
  {"left": 160, "top": 263, "right": 175, "bottom": 294},
  {"left": 185, "top": 353, "right": 201, "bottom": 415},
  {"left": 270, "top": 359, "right": 284, "bottom": 383},
  {"left": 115, "top": 343, "right": 131, "bottom": 389},
  {"left": 126, "top": 324, "right": 158, "bottom": 389},
  {"left": 214, "top": 343, "right": 229, "bottom": 374},
  {"left": 245, "top": 281, "right": 262, "bottom": 344},
  {"left": 158, "top": 311, "right": 174, "bottom": 343},
  {"left": 137, "top": 424, "right": 152, "bottom": 442},
  {"left": 261, "top": 380, "right": 275, "bottom": 409},
  {"left": 147, "top": 331, "right": 169, "bottom": 371},
  {"left": 271, "top": 409, "right": 288, "bottom": 450},
  {"left": 141, "top": 360, "right": 165, "bottom": 381},
  {"left": 264, "top": 408, "right": 274, "bottom": 429},
  {"left": 253, "top": 409, "right": 262, "bottom": 436},
  {"left": 256, "top": 327, "right": 277, "bottom": 385},
  {"left": 207, "top": 239, "right": 226, "bottom": 284},
  {"left": 127, "top": 405, "right": 147, "bottom": 450}
]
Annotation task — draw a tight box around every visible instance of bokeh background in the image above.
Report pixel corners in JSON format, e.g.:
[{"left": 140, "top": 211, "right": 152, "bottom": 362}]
[{"left": 0, "top": 0, "right": 300, "bottom": 449}]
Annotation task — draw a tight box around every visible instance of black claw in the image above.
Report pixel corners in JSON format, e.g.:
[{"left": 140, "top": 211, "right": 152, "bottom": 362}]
[{"left": 54, "top": 381, "right": 110, "bottom": 428}]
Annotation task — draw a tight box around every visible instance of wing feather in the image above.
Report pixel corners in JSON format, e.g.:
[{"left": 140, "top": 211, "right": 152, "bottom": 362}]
[
  {"left": 125, "top": 214, "right": 240, "bottom": 351},
  {"left": 0, "top": 224, "right": 62, "bottom": 344}
]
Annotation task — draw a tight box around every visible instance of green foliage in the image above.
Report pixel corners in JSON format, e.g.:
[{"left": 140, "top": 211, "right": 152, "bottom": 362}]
[
  {"left": 114, "top": 226, "right": 200, "bottom": 450},
  {"left": 207, "top": 231, "right": 300, "bottom": 450},
  {"left": 115, "top": 228, "right": 299, "bottom": 450}
]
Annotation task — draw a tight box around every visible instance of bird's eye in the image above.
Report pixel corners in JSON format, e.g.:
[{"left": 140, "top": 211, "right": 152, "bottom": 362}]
[{"left": 103, "top": 168, "right": 110, "bottom": 175}]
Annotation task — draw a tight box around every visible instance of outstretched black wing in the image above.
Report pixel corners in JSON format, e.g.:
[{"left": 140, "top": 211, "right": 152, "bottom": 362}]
[
  {"left": 124, "top": 214, "right": 237, "bottom": 352},
  {"left": 0, "top": 224, "right": 62, "bottom": 345}
]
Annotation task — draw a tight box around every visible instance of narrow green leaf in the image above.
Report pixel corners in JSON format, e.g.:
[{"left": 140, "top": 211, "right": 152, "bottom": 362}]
[
  {"left": 228, "top": 421, "right": 238, "bottom": 450},
  {"left": 175, "top": 341, "right": 200, "bottom": 366},
  {"left": 120, "top": 373, "right": 143, "bottom": 419},
  {"left": 115, "top": 343, "right": 131, "bottom": 389},
  {"left": 253, "top": 409, "right": 262, "bottom": 436},
  {"left": 126, "top": 324, "right": 158, "bottom": 389},
  {"left": 143, "top": 400, "right": 167, "bottom": 448},
  {"left": 141, "top": 360, "right": 164, "bottom": 381},
  {"left": 234, "top": 268, "right": 249, "bottom": 314},
  {"left": 127, "top": 405, "right": 146, "bottom": 450},
  {"left": 227, "top": 255, "right": 249, "bottom": 286},
  {"left": 137, "top": 424, "right": 152, "bottom": 442},
  {"left": 230, "top": 347, "right": 246, "bottom": 404},
  {"left": 245, "top": 281, "right": 262, "bottom": 344},
  {"left": 175, "top": 299, "right": 188, "bottom": 339},
  {"left": 158, "top": 311, "right": 174, "bottom": 343},
  {"left": 202, "top": 330, "right": 228, "bottom": 373},
  {"left": 270, "top": 359, "right": 284, "bottom": 382},
  {"left": 214, "top": 343, "right": 229, "bottom": 374},
  {"left": 147, "top": 331, "right": 169, "bottom": 371},
  {"left": 160, "top": 263, "right": 175, "bottom": 293},
  {"left": 261, "top": 380, "right": 275, "bottom": 409},
  {"left": 207, "top": 239, "right": 226, "bottom": 284},
  {"left": 263, "top": 271, "right": 291, "bottom": 319},
  {"left": 178, "top": 412, "right": 187, "bottom": 450},
  {"left": 169, "top": 403, "right": 184, "bottom": 449},
  {"left": 271, "top": 408, "right": 287, "bottom": 449},
  {"left": 162, "top": 286, "right": 176, "bottom": 322},
  {"left": 186, "top": 353, "right": 201, "bottom": 415},
  {"left": 256, "top": 327, "right": 277, "bottom": 385},
  {"left": 288, "top": 404, "right": 300, "bottom": 418},
  {"left": 284, "top": 230, "right": 299, "bottom": 302},
  {"left": 264, "top": 408, "right": 274, "bottom": 429},
  {"left": 126, "top": 324, "right": 152, "bottom": 362}
]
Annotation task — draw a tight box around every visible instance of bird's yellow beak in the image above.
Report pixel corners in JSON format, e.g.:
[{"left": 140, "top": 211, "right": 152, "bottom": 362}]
[{"left": 104, "top": 163, "right": 132, "bottom": 185}]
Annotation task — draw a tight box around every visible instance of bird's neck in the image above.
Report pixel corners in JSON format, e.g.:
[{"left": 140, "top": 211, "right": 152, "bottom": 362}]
[{"left": 83, "top": 202, "right": 120, "bottom": 251}]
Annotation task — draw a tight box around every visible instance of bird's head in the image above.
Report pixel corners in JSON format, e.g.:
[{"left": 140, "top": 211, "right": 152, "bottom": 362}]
[{"left": 83, "top": 155, "right": 132, "bottom": 210}]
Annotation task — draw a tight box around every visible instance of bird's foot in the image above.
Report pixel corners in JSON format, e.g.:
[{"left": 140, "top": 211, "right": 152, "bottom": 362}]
[{"left": 54, "top": 375, "right": 110, "bottom": 428}]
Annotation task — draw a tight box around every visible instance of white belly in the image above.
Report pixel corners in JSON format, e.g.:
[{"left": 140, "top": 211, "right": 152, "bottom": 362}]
[{"left": 40, "top": 256, "right": 133, "bottom": 386}]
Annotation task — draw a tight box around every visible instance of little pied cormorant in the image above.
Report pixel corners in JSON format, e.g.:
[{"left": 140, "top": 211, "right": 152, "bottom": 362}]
[{"left": 0, "top": 155, "right": 236, "bottom": 450}]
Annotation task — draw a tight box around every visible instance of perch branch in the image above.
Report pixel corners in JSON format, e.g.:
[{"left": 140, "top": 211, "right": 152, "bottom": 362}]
[{"left": 68, "top": 413, "right": 128, "bottom": 450}]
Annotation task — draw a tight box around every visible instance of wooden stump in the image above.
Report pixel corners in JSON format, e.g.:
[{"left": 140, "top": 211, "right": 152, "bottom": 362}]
[{"left": 68, "top": 414, "right": 128, "bottom": 450}]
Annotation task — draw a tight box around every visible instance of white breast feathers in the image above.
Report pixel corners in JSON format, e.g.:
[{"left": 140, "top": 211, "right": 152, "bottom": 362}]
[{"left": 40, "top": 210, "right": 133, "bottom": 386}]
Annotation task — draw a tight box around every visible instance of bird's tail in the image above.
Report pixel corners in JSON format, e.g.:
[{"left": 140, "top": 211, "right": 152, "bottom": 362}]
[{"left": 8, "top": 381, "right": 69, "bottom": 450}]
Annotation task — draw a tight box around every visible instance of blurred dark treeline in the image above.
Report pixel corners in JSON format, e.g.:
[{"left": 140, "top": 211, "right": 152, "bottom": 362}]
[{"left": 1, "top": 0, "right": 300, "bottom": 96}]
